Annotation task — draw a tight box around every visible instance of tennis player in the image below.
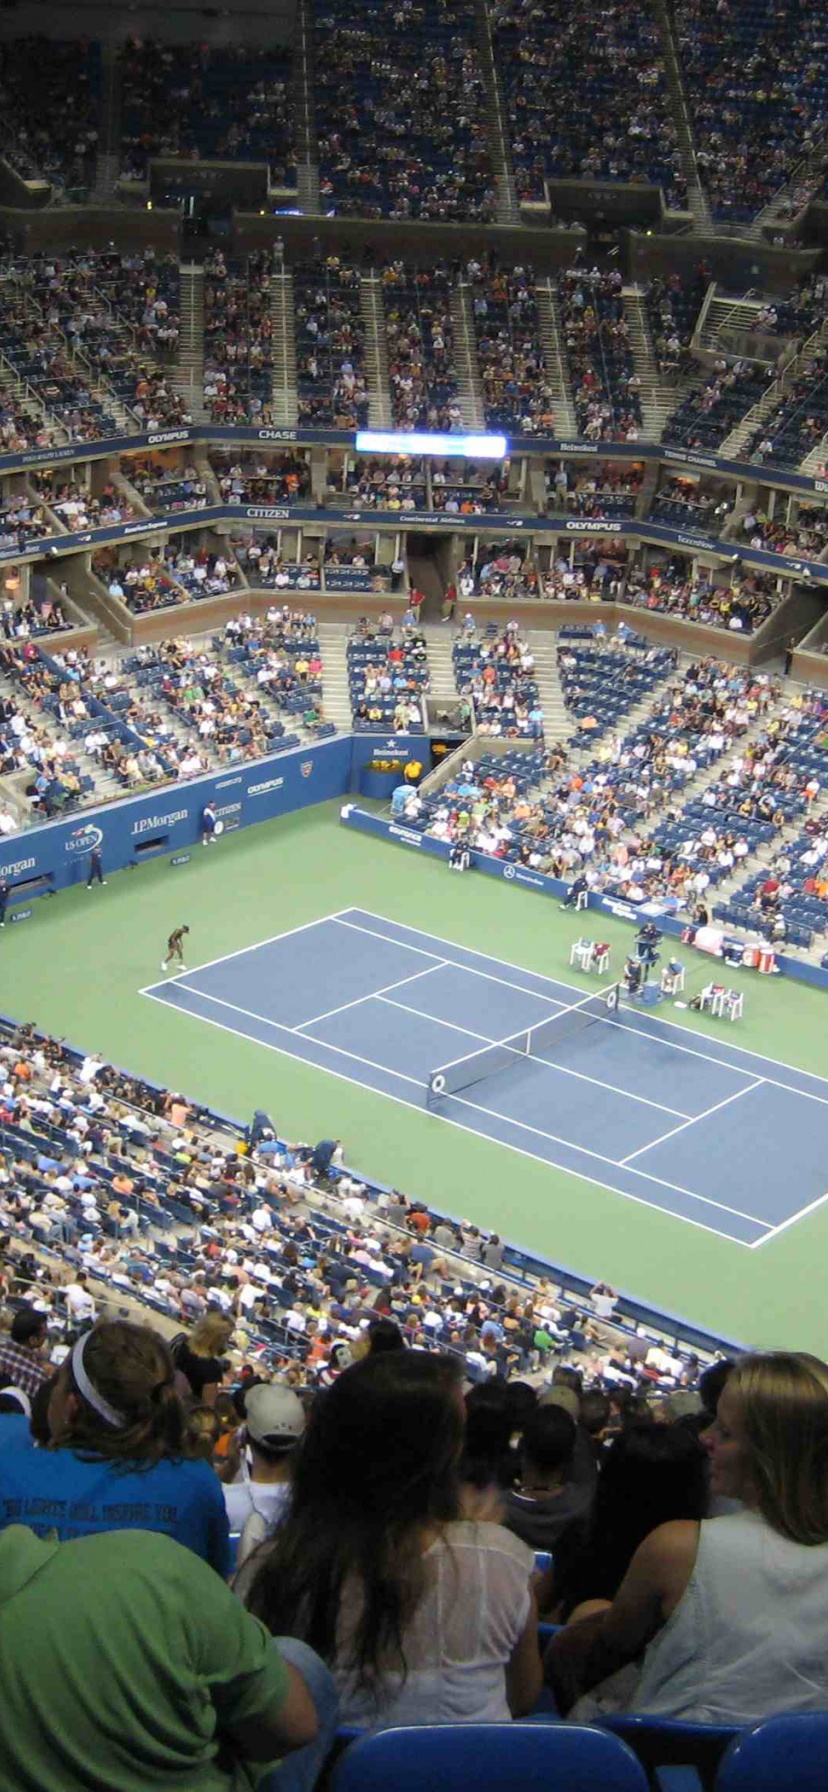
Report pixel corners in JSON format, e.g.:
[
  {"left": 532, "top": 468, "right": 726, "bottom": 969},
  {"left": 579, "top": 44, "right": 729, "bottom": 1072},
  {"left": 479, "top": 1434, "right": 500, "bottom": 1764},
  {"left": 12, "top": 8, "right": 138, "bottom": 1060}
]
[{"left": 161, "top": 924, "right": 190, "bottom": 973}]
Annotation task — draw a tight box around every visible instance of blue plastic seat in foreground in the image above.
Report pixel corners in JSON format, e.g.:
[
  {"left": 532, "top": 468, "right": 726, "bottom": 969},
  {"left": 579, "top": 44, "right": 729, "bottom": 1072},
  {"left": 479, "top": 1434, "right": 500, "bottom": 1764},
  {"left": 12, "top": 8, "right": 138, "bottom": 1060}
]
[
  {"left": 716, "top": 1712, "right": 828, "bottom": 1792},
  {"left": 601, "top": 1714, "right": 739, "bottom": 1791},
  {"left": 332, "top": 1722, "right": 649, "bottom": 1792}
]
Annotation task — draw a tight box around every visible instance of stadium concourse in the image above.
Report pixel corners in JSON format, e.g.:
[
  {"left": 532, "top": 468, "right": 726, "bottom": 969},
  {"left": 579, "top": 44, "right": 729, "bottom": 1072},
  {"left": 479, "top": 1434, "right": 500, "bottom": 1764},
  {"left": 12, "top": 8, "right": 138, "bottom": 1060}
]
[{"left": 3, "top": 1, "right": 828, "bottom": 1786}]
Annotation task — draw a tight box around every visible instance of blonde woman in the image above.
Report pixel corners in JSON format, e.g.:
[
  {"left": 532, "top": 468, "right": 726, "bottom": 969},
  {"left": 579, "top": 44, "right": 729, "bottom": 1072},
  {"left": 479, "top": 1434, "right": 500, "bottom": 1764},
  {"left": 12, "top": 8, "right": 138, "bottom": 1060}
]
[
  {"left": 172, "top": 1313, "right": 234, "bottom": 1407},
  {"left": 545, "top": 1351, "right": 828, "bottom": 1724}
]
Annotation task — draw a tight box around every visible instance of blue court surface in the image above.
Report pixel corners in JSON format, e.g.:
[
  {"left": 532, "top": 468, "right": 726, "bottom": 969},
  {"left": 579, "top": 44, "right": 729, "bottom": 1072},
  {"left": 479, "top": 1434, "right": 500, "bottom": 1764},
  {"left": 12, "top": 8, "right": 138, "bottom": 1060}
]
[{"left": 141, "top": 908, "right": 828, "bottom": 1249}]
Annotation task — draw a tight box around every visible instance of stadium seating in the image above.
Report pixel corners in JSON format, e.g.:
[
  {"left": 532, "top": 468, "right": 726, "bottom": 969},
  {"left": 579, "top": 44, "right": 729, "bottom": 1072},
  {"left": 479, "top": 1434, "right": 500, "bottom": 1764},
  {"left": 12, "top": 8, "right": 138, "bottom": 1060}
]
[
  {"left": 333, "top": 1724, "right": 650, "bottom": 1792},
  {"left": 119, "top": 38, "right": 297, "bottom": 185},
  {"left": 294, "top": 258, "right": 369, "bottom": 429},
  {"left": 491, "top": 0, "right": 685, "bottom": 208},
  {"left": 314, "top": 0, "right": 494, "bottom": 220}
]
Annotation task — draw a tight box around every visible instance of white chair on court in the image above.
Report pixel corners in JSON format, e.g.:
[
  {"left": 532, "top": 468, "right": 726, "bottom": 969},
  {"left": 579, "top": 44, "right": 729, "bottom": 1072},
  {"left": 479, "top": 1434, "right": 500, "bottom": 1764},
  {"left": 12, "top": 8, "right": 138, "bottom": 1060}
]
[
  {"left": 575, "top": 887, "right": 589, "bottom": 913},
  {"left": 723, "top": 989, "right": 744, "bottom": 1022},
  {"left": 591, "top": 942, "right": 611, "bottom": 976},
  {"left": 570, "top": 938, "right": 595, "bottom": 972},
  {"left": 660, "top": 961, "right": 685, "bottom": 996}
]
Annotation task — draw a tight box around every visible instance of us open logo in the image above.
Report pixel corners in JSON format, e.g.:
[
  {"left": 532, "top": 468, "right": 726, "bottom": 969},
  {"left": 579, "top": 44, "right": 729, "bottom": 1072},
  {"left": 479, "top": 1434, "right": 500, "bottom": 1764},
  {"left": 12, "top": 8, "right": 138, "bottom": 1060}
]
[
  {"left": 65, "top": 823, "right": 103, "bottom": 856},
  {"left": 300, "top": 761, "right": 313, "bottom": 778}
]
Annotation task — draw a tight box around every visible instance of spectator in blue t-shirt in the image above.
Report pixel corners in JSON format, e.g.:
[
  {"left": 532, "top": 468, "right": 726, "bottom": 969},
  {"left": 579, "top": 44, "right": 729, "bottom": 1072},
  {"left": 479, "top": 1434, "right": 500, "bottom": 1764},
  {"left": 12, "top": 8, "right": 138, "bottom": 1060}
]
[{"left": 0, "top": 1319, "right": 229, "bottom": 1574}]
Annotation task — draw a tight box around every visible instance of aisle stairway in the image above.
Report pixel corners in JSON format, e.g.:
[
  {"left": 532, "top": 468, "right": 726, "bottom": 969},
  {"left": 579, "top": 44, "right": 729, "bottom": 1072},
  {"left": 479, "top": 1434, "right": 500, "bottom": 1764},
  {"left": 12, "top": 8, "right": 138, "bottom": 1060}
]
[
  {"left": 535, "top": 282, "right": 578, "bottom": 438},
  {"left": 294, "top": 0, "right": 320, "bottom": 214},
  {"left": 526, "top": 630, "right": 570, "bottom": 746},
  {"left": 450, "top": 287, "right": 485, "bottom": 429},
  {"left": 317, "top": 622, "right": 353, "bottom": 730},
  {"left": 176, "top": 266, "right": 207, "bottom": 424},
  {"left": 360, "top": 276, "right": 391, "bottom": 428},
  {"left": 92, "top": 42, "right": 122, "bottom": 202},
  {"left": 651, "top": 0, "right": 712, "bottom": 230},
  {"left": 622, "top": 287, "right": 676, "bottom": 441},
  {"left": 269, "top": 271, "right": 299, "bottom": 426},
  {"left": 423, "top": 627, "right": 459, "bottom": 714},
  {"left": 474, "top": 0, "right": 520, "bottom": 224}
]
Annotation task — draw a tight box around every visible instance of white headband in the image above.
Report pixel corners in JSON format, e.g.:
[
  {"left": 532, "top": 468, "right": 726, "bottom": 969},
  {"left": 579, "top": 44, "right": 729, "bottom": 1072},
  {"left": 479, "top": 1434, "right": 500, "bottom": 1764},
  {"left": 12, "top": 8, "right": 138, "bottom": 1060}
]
[{"left": 71, "top": 1332, "right": 127, "bottom": 1430}]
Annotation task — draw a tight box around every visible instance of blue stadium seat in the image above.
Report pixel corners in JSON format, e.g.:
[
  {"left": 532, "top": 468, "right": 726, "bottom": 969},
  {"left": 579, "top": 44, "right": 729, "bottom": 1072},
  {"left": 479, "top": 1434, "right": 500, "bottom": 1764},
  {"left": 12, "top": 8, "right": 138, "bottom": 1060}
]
[
  {"left": 601, "top": 1713, "right": 739, "bottom": 1790},
  {"left": 716, "top": 1713, "right": 828, "bottom": 1792},
  {"left": 332, "top": 1722, "right": 650, "bottom": 1792}
]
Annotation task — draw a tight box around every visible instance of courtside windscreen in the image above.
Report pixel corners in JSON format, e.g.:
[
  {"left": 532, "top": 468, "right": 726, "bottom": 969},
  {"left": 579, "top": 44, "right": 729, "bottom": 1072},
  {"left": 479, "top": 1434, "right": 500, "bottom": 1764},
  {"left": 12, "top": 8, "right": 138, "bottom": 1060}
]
[{"left": 355, "top": 430, "right": 508, "bottom": 459}]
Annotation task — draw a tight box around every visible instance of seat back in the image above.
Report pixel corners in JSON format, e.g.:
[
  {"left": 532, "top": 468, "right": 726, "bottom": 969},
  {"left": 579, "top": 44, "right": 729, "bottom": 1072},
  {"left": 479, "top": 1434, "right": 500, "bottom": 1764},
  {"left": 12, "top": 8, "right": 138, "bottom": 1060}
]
[
  {"left": 716, "top": 1712, "right": 828, "bottom": 1792},
  {"left": 601, "top": 1714, "right": 739, "bottom": 1789},
  {"left": 332, "top": 1721, "right": 649, "bottom": 1792}
]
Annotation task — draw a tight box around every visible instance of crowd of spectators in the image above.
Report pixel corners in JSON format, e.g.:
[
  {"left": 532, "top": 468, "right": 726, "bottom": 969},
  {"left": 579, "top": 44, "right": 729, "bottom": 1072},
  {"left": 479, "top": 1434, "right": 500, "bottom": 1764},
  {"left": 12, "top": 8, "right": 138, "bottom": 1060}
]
[
  {"left": 340, "top": 454, "right": 428, "bottom": 510},
  {"left": 547, "top": 460, "right": 643, "bottom": 518},
  {"left": 662, "top": 357, "right": 770, "bottom": 452},
  {"left": 349, "top": 613, "right": 429, "bottom": 729},
  {"left": 231, "top": 535, "right": 322, "bottom": 592},
  {"left": 0, "top": 497, "right": 54, "bottom": 555},
  {"left": 32, "top": 470, "right": 139, "bottom": 533},
  {"left": 119, "top": 38, "right": 297, "bottom": 186},
  {"left": 314, "top": 0, "right": 495, "bottom": 220},
  {"left": 491, "top": 0, "right": 685, "bottom": 207},
  {"left": 383, "top": 262, "right": 463, "bottom": 432},
  {"left": 211, "top": 451, "right": 310, "bottom": 506},
  {"left": 418, "top": 634, "right": 782, "bottom": 912},
  {"left": 738, "top": 500, "right": 828, "bottom": 558},
  {"left": 0, "top": 641, "right": 97, "bottom": 816},
  {"left": 467, "top": 260, "right": 553, "bottom": 433},
  {"left": 134, "top": 635, "right": 302, "bottom": 764},
  {"left": 0, "top": 294, "right": 117, "bottom": 444},
  {"left": 674, "top": 0, "right": 828, "bottom": 220},
  {"left": 0, "top": 37, "right": 100, "bottom": 194},
  {"left": 558, "top": 267, "right": 643, "bottom": 441},
  {"left": 650, "top": 475, "right": 732, "bottom": 533},
  {"left": 459, "top": 541, "right": 540, "bottom": 603},
  {"left": 431, "top": 459, "right": 509, "bottom": 514},
  {"left": 125, "top": 459, "right": 208, "bottom": 514},
  {"left": 203, "top": 250, "right": 276, "bottom": 427},
  {"left": 453, "top": 618, "right": 543, "bottom": 739},
  {"left": 746, "top": 353, "right": 828, "bottom": 470},
  {"left": 644, "top": 267, "right": 710, "bottom": 375},
  {"left": 10, "top": 249, "right": 187, "bottom": 431},
  {"left": 623, "top": 563, "right": 779, "bottom": 633},
  {"left": 294, "top": 257, "right": 369, "bottom": 430}
]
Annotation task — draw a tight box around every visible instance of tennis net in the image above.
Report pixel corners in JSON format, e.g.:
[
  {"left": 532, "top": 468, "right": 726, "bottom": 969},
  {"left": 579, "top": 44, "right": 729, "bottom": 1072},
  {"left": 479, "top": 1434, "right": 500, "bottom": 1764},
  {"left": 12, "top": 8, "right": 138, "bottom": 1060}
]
[{"left": 426, "top": 983, "right": 621, "bottom": 1102}]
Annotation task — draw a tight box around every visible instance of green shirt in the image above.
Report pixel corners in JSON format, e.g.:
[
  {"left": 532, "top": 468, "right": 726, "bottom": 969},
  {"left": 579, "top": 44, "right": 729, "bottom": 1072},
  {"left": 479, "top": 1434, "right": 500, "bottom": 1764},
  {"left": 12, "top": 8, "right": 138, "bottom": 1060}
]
[{"left": 0, "top": 1525, "right": 290, "bottom": 1792}]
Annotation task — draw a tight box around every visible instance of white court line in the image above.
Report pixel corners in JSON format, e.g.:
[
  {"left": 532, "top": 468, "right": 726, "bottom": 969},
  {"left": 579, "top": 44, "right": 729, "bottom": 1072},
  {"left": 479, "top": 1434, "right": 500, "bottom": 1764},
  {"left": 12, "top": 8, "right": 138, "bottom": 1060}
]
[
  {"left": 344, "top": 909, "right": 828, "bottom": 1106},
  {"left": 377, "top": 995, "right": 692, "bottom": 1119},
  {"left": 620, "top": 1081, "right": 764, "bottom": 1165},
  {"left": 140, "top": 984, "right": 754, "bottom": 1247},
  {"left": 166, "top": 982, "right": 424, "bottom": 1089},
  {"left": 750, "top": 1187, "right": 828, "bottom": 1249},
  {"left": 139, "top": 909, "right": 351, "bottom": 993},
  {"left": 336, "top": 916, "right": 570, "bottom": 1010},
  {"left": 164, "top": 978, "right": 764, "bottom": 1233},
  {"left": 444, "top": 1086, "right": 771, "bottom": 1233},
  {"left": 296, "top": 963, "right": 445, "bottom": 1032}
]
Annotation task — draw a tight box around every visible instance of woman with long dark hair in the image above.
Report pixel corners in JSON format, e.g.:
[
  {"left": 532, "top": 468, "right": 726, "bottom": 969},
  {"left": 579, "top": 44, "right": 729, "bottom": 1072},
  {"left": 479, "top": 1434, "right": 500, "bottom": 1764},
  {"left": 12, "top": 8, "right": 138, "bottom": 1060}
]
[
  {"left": 237, "top": 1350, "right": 542, "bottom": 1726},
  {"left": 549, "top": 1421, "right": 709, "bottom": 1619}
]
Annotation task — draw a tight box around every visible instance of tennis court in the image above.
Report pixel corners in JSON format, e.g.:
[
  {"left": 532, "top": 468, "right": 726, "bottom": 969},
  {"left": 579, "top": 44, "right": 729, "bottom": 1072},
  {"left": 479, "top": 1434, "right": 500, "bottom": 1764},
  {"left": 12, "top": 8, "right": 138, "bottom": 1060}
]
[{"left": 141, "top": 907, "right": 828, "bottom": 1249}]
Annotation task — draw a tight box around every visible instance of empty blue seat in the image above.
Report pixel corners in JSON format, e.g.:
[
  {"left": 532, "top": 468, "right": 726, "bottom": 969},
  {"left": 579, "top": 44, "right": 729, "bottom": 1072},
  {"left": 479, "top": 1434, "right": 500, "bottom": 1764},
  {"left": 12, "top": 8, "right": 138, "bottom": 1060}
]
[
  {"left": 717, "top": 1712, "right": 828, "bottom": 1792},
  {"left": 332, "top": 1723, "right": 650, "bottom": 1792}
]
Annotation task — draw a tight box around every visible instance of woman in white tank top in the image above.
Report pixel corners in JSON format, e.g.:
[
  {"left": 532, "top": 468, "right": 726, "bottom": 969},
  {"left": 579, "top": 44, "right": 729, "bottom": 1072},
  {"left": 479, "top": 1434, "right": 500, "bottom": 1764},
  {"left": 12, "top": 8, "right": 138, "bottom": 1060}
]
[{"left": 545, "top": 1351, "right": 828, "bottom": 1725}]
